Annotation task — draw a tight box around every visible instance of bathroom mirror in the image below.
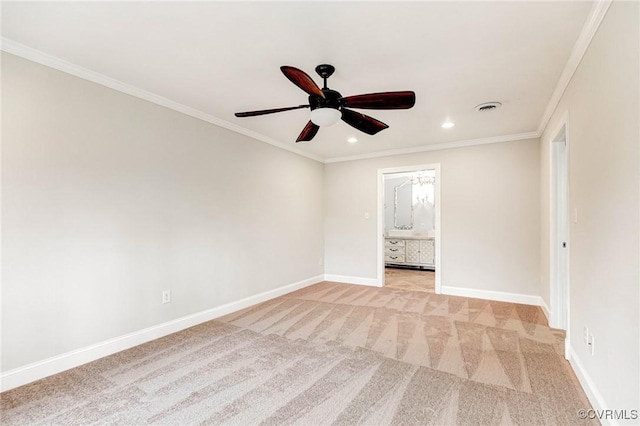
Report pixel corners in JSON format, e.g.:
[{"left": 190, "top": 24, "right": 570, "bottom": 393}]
[{"left": 394, "top": 180, "right": 413, "bottom": 229}]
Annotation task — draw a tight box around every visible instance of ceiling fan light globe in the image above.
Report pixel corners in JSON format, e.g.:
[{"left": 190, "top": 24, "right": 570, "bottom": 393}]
[{"left": 310, "top": 108, "right": 341, "bottom": 127}]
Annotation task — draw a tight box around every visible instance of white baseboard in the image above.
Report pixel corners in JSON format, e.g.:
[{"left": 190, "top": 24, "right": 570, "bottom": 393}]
[
  {"left": 440, "top": 285, "right": 544, "bottom": 307},
  {"left": 324, "top": 274, "right": 381, "bottom": 287},
  {"left": 539, "top": 298, "right": 551, "bottom": 323},
  {"left": 567, "top": 344, "right": 617, "bottom": 425},
  {"left": 0, "top": 274, "right": 324, "bottom": 392}
]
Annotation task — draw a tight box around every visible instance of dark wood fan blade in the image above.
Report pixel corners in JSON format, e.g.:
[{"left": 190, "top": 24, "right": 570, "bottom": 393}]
[
  {"left": 340, "top": 91, "right": 416, "bottom": 110},
  {"left": 341, "top": 109, "right": 389, "bottom": 135},
  {"left": 296, "top": 121, "right": 320, "bottom": 142},
  {"left": 235, "top": 104, "right": 309, "bottom": 117},
  {"left": 281, "top": 66, "right": 325, "bottom": 98}
]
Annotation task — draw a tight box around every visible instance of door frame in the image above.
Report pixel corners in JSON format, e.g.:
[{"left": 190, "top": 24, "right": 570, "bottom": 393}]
[
  {"left": 549, "top": 114, "right": 570, "bottom": 357},
  {"left": 377, "top": 163, "right": 441, "bottom": 292}
]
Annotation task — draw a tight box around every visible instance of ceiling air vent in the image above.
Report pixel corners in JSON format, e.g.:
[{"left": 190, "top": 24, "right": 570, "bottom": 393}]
[{"left": 475, "top": 102, "right": 502, "bottom": 112}]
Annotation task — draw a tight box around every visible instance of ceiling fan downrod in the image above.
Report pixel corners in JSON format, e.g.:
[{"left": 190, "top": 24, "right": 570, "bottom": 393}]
[{"left": 315, "top": 64, "right": 335, "bottom": 89}]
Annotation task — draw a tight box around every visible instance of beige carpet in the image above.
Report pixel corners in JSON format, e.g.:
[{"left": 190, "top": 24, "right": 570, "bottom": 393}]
[{"left": 1, "top": 282, "right": 595, "bottom": 425}]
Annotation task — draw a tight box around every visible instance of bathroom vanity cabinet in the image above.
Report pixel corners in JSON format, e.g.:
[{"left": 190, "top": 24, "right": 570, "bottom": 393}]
[{"left": 385, "top": 237, "right": 435, "bottom": 269}]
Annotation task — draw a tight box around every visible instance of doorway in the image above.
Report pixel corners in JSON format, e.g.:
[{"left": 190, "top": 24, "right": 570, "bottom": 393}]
[
  {"left": 377, "top": 164, "right": 441, "bottom": 293},
  {"left": 550, "top": 119, "right": 569, "bottom": 355}
]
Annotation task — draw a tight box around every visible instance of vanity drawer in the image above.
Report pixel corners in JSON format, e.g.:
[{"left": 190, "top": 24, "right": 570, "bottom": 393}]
[
  {"left": 385, "top": 254, "right": 405, "bottom": 263},
  {"left": 385, "top": 246, "right": 404, "bottom": 255},
  {"left": 385, "top": 239, "right": 405, "bottom": 247}
]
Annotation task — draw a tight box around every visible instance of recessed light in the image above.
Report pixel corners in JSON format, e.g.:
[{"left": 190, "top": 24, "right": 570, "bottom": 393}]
[
  {"left": 441, "top": 121, "right": 455, "bottom": 129},
  {"left": 347, "top": 137, "right": 358, "bottom": 143}
]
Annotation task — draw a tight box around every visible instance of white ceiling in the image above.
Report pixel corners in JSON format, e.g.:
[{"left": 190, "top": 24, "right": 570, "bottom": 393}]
[{"left": 2, "top": 1, "right": 594, "bottom": 162}]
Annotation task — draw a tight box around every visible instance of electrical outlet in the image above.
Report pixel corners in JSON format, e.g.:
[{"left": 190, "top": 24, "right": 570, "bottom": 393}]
[
  {"left": 583, "top": 325, "right": 589, "bottom": 345},
  {"left": 162, "top": 290, "right": 171, "bottom": 304},
  {"left": 588, "top": 333, "right": 595, "bottom": 356}
]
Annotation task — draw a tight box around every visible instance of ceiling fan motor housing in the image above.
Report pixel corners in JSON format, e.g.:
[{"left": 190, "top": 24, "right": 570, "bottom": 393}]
[{"left": 309, "top": 89, "right": 343, "bottom": 111}]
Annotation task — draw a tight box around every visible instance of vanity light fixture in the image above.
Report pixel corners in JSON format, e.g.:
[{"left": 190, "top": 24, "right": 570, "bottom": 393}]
[
  {"left": 347, "top": 137, "right": 358, "bottom": 143},
  {"left": 411, "top": 176, "right": 435, "bottom": 186},
  {"left": 441, "top": 121, "right": 455, "bottom": 129}
]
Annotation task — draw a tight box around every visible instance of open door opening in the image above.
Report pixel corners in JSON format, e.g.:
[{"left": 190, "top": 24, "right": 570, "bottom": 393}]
[{"left": 377, "top": 164, "right": 441, "bottom": 293}]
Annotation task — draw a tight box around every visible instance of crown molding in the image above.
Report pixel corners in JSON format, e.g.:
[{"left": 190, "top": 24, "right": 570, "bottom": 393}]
[
  {"left": 536, "top": 0, "right": 613, "bottom": 136},
  {"left": 0, "top": 38, "right": 324, "bottom": 164},
  {"left": 324, "top": 131, "right": 540, "bottom": 164}
]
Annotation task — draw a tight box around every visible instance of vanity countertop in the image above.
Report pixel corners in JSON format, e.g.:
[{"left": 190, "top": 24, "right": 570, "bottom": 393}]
[{"left": 385, "top": 235, "right": 435, "bottom": 240}]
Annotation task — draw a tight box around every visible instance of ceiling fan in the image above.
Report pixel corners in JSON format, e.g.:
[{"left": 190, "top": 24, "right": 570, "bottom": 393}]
[{"left": 235, "top": 64, "right": 416, "bottom": 142}]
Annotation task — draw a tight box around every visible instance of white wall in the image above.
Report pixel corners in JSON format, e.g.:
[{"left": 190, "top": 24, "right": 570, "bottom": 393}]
[
  {"left": 539, "top": 1, "right": 639, "bottom": 417},
  {"left": 324, "top": 139, "right": 540, "bottom": 297},
  {"left": 1, "top": 53, "right": 324, "bottom": 372}
]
